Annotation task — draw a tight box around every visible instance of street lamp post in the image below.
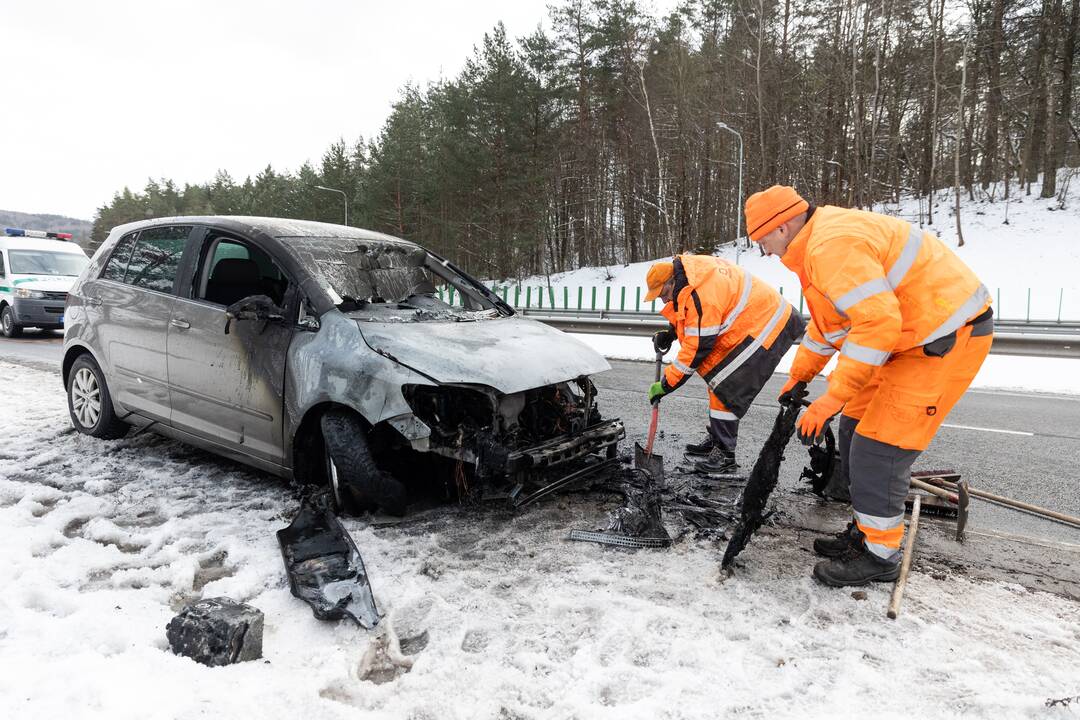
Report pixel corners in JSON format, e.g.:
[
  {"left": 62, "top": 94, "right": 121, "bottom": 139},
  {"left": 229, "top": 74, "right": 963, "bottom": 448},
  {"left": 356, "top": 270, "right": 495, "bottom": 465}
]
[
  {"left": 715, "top": 122, "right": 744, "bottom": 246},
  {"left": 315, "top": 185, "right": 349, "bottom": 226}
]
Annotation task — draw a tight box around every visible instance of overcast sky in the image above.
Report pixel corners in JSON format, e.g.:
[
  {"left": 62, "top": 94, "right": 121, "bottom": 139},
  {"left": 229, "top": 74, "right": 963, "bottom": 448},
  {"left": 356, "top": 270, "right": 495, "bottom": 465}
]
[{"left": 3, "top": 0, "right": 643, "bottom": 221}]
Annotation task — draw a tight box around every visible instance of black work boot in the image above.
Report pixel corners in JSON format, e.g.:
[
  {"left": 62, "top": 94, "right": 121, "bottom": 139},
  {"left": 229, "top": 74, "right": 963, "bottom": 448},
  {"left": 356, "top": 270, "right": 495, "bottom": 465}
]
[
  {"left": 812, "top": 540, "right": 901, "bottom": 587},
  {"left": 694, "top": 446, "right": 740, "bottom": 476},
  {"left": 813, "top": 521, "right": 861, "bottom": 558},
  {"left": 684, "top": 432, "right": 715, "bottom": 456}
]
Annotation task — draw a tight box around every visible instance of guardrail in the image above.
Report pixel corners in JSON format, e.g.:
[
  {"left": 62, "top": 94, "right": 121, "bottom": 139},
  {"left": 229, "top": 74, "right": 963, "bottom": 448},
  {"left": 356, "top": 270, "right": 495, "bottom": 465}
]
[
  {"left": 472, "top": 283, "right": 1078, "bottom": 325},
  {"left": 519, "top": 309, "right": 1080, "bottom": 359}
]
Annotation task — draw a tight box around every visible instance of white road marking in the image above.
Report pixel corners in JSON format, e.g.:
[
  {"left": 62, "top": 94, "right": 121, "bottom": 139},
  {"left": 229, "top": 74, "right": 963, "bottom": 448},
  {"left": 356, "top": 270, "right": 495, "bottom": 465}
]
[
  {"left": 942, "top": 423, "right": 1034, "bottom": 436},
  {"left": 967, "top": 388, "right": 1080, "bottom": 402}
]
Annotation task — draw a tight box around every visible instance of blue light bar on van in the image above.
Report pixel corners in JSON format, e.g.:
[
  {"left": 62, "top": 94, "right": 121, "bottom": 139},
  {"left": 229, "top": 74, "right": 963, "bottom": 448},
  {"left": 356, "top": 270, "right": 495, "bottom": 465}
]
[{"left": 4, "top": 227, "right": 73, "bottom": 240}]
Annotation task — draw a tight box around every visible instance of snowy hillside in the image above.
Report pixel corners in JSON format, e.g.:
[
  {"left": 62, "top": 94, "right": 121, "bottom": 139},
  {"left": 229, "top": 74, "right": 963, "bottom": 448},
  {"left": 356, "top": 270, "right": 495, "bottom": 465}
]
[{"left": 502, "top": 180, "right": 1080, "bottom": 323}]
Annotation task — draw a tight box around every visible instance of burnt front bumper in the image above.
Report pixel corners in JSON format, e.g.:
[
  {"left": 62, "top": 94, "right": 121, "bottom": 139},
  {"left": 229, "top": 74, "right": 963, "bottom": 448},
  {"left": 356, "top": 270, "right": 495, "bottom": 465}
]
[{"left": 504, "top": 419, "right": 624, "bottom": 473}]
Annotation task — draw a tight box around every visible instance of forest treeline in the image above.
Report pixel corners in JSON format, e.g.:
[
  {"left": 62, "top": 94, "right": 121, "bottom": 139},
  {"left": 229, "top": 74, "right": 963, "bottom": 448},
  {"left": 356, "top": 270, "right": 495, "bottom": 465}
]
[{"left": 91, "top": 0, "right": 1079, "bottom": 278}]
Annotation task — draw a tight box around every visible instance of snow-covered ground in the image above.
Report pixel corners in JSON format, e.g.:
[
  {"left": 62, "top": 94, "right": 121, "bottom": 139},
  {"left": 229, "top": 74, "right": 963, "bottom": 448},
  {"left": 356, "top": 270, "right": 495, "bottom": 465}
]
[
  {"left": 499, "top": 179, "right": 1080, "bottom": 323},
  {"left": 2, "top": 358, "right": 1079, "bottom": 719}
]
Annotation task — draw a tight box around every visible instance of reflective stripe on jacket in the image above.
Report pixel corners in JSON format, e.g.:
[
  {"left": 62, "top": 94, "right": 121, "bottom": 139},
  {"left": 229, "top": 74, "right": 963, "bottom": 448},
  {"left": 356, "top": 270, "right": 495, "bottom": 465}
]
[
  {"left": 781, "top": 206, "right": 991, "bottom": 402},
  {"left": 660, "top": 254, "right": 790, "bottom": 392}
]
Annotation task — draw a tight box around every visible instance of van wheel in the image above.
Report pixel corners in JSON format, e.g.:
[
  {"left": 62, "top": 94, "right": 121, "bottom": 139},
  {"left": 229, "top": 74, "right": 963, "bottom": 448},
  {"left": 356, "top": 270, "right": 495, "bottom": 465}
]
[
  {"left": 1, "top": 306, "right": 22, "bottom": 338},
  {"left": 320, "top": 409, "right": 407, "bottom": 516},
  {"left": 67, "top": 355, "right": 128, "bottom": 439}
]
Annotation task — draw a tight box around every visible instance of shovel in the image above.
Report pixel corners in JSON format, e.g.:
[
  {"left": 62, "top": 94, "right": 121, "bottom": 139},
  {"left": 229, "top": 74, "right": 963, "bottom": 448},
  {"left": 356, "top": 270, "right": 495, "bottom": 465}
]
[{"left": 634, "top": 349, "right": 665, "bottom": 480}]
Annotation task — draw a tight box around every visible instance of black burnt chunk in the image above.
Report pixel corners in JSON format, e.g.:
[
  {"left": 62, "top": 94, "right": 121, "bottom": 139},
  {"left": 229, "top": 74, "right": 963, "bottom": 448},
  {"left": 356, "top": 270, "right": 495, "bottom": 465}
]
[
  {"left": 276, "top": 500, "right": 380, "bottom": 628},
  {"left": 166, "top": 597, "right": 264, "bottom": 666},
  {"left": 721, "top": 399, "right": 802, "bottom": 569}
]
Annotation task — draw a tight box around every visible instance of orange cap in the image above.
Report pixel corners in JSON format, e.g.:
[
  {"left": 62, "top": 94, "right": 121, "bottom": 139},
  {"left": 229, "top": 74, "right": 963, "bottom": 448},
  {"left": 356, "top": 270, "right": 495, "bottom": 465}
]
[
  {"left": 643, "top": 261, "right": 674, "bottom": 301},
  {"left": 745, "top": 185, "right": 808, "bottom": 242}
]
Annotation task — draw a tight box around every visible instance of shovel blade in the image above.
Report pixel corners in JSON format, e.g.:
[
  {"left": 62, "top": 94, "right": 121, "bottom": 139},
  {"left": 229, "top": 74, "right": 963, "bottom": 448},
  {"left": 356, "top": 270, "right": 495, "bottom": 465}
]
[{"left": 634, "top": 441, "right": 664, "bottom": 480}]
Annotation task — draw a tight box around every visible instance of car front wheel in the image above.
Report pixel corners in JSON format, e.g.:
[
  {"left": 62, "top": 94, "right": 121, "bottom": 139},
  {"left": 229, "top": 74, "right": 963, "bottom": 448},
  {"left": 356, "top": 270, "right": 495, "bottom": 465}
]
[
  {"left": 67, "top": 355, "right": 128, "bottom": 439},
  {"left": 1, "top": 306, "right": 22, "bottom": 338},
  {"left": 321, "top": 409, "right": 407, "bottom": 516}
]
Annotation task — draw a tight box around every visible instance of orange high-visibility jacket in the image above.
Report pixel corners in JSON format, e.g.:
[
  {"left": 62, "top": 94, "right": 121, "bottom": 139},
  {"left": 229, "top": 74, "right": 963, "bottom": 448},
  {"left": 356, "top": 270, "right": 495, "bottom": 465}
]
[
  {"left": 660, "top": 254, "right": 792, "bottom": 393},
  {"left": 782, "top": 206, "right": 991, "bottom": 402}
]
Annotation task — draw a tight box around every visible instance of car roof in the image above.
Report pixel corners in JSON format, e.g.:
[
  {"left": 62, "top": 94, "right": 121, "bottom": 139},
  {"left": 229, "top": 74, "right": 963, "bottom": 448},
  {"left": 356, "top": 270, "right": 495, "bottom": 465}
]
[
  {"left": 0, "top": 237, "right": 88, "bottom": 255},
  {"left": 102, "top": 216, "right": 425, "bottom": 316},
  {"left": 108, "top": 216, "right": 414, "bottom": 247}
]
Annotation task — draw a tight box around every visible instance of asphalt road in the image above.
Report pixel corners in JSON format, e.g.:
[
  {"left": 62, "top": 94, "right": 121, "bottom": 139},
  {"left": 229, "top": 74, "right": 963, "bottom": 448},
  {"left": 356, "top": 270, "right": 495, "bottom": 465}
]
[
  {"left": 2, "top": 333, "right": 1078, "bottom": 545},
  {"left": 593, "top": 359, "right": 1080, "bottom": 546}
]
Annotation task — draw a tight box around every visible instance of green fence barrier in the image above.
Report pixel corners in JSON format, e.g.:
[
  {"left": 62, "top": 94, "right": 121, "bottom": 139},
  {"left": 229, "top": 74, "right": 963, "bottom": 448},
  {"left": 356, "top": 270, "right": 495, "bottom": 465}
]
[
  {"left": 605, "top": 287, "right": 611, "bottom": 311},
  {"left": 635, "top": 286, "right": 641, "bottom": 311},
  {"left": 578, "top": 286, "right": 583, "bottom": 310}
]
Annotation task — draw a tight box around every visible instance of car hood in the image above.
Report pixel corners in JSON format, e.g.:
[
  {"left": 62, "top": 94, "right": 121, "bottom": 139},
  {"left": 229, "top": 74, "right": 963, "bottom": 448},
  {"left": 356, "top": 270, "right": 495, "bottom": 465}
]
[{"left": 356, "top": 316, "right": 610, "bottom": 394}]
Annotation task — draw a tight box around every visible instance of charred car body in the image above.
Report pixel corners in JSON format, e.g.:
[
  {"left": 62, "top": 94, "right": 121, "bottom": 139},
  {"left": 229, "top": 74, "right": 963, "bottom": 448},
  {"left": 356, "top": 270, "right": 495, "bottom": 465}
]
[{"left": 62, "top": 217, "right": 623, "bottom": 513}]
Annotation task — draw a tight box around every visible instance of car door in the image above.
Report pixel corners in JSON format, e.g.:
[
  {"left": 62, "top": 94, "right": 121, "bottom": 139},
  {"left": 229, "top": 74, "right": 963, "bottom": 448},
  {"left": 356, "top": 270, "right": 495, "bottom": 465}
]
[
  {"left": 167, "top": 230, "right": 295, "bottom": 465},
  {"left": 84, "top": 225, "right": 193, "bottom": 421}
]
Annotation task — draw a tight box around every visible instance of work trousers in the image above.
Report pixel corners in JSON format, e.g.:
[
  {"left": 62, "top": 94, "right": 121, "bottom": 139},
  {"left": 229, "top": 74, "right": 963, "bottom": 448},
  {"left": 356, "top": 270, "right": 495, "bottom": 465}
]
[
  {"left": 702, "top": 308, "right": 805, "bottom": 454},
  {"left": 835, "top": 314, "right": 994, "bottom": 559},
  {"left": 707, "top": 393, "right": 739, "bottom": 453}
]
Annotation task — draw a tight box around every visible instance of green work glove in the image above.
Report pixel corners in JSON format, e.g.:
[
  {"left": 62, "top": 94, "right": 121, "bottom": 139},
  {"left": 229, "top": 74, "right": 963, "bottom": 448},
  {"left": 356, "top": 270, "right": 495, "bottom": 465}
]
[{"left": 648, "top": 381, "right": 667, "bottom": 405}]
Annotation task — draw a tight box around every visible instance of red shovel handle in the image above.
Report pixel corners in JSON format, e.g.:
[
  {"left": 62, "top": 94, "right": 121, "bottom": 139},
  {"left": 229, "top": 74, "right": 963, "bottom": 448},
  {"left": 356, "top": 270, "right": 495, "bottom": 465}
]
[{"left": 645, "top": 405, "right": 659, "bottom": 456}]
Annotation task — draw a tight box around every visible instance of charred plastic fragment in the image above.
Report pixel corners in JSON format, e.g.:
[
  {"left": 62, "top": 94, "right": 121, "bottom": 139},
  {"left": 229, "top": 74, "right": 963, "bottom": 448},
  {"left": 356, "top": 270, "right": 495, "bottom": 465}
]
[
  {"left": 166, "top": 597, "right": 264, "bottom": 666},
  {"left": 721, "top": 399, "right": 802, "bottom": 568},
  {"left": 277, "top": 500, "right": 380, "bottom": 628}
]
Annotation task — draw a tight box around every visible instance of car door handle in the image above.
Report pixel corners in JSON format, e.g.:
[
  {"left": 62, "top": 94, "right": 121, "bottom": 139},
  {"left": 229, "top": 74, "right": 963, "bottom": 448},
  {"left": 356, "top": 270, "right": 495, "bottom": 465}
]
[{"left": 170, "top": 318, "right": 191, "bottom": 330}]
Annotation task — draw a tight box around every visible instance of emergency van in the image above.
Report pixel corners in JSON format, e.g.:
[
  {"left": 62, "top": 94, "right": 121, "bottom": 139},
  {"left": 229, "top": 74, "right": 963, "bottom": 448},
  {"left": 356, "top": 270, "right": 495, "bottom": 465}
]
[{"left": 0, "top": 228, "right": 90, "bottom": 337}]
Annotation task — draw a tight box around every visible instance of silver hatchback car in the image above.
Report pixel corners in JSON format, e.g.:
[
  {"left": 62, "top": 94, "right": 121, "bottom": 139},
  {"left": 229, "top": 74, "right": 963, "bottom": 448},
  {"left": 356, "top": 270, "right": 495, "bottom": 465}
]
[{"left": 63, "top": 217, "right": 623, "bottom": 514}]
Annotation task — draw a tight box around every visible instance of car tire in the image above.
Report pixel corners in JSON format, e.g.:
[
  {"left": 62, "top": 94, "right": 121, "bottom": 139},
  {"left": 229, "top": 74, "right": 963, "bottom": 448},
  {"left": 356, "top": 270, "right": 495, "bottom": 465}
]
[
  {"left": 321, "top": 409, "right": 407, "bottom": 516},
  {"left": 67, "top": 354, "right": 129, "bottom": 439},
  {"left": 1, "top": 305, "right": 23, "bottom": 338}
]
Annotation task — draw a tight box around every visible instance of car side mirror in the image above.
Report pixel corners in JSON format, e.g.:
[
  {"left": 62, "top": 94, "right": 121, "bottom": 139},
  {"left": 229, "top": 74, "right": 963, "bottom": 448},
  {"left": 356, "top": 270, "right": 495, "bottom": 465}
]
[{"left": 223, "top": 294, "right": 285, "bottom": 334}]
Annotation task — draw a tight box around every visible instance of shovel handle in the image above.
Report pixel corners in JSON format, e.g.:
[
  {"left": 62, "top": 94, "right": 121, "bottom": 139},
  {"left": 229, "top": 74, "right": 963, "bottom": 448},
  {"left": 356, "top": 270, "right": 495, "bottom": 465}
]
[{"left": 644, "top": 405, "right": 659, "bottom": 456}]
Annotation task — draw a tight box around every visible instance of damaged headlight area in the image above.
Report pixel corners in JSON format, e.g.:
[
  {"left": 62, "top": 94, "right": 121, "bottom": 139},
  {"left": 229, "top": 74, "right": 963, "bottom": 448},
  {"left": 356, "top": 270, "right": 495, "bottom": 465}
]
[{"left": 400, "top": 379, "right": 624, "bottom": 480}]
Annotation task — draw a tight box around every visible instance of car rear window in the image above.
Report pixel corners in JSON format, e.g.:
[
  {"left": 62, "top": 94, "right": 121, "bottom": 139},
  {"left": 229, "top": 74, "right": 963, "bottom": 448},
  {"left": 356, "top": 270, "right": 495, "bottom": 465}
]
[{"left": 100, "top": 227, "right": 190, "bottom": 293}]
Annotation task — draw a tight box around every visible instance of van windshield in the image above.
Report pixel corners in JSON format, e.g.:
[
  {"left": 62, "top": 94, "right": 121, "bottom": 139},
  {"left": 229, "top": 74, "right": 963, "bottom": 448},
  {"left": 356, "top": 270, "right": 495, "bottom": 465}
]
[{"left": 8, "top": 250, "right": 89, "bottom": 276}]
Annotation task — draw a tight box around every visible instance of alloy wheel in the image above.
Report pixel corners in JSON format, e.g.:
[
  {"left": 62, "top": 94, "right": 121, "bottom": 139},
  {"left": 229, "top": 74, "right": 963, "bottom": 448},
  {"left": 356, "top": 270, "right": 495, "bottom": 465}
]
[{"left": 71, "top": 367, "right": 102, "bottom": 429}]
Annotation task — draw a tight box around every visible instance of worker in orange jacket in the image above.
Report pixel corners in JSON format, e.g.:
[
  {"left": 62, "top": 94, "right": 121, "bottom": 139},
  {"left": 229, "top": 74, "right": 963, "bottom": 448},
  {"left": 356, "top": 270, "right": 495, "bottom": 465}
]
[
  {"left": 745, "top": 185, "right": 993, "bottom": 587},
  {"left": 644, "top": 255, "right": 805, "bottom": 475}
]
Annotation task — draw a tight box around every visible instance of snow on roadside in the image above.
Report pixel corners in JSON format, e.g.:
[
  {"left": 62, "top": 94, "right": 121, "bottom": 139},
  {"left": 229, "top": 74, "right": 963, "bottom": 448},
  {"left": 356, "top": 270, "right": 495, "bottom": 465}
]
[
  {"left": 1, "top": 359, "right": 1078, "bottom": 719},
  {"left": 500, "top": 179, "right": 1080, "bottom": 322}
]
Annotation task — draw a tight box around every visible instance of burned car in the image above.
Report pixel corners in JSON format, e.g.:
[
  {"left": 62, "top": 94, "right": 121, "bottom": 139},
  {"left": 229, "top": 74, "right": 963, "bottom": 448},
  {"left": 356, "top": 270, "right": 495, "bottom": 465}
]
[{"left": 61, "top": 217, "right": 623, "bottom": 514}]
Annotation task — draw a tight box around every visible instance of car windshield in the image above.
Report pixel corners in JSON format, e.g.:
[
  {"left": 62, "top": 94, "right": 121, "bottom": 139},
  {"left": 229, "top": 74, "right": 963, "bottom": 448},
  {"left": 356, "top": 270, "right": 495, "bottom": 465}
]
[
  {"left": 283, "top": 237, "right": 509, "bottom": 321},
  {"left": 8, "top": 250, "right": 89, "bottom": 276}
]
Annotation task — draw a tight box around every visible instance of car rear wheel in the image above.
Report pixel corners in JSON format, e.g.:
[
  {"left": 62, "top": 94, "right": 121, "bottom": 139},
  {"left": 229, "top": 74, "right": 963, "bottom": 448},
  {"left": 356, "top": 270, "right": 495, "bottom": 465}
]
[
  {"left": 321, "top": 409, "right": 407, "bottom": 516},
  {"left": 1, "top": 306, "right": 22, "bottom": 338},
  {"left": 67, "top": 355, "right": 128, "bottom": 439}
]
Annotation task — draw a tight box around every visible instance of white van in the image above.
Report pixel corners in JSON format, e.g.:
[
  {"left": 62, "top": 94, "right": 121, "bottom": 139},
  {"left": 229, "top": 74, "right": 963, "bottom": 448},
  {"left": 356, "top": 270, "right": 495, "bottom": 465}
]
[{"left": 1, "top": 228, "right": 90, "bottom": 337}]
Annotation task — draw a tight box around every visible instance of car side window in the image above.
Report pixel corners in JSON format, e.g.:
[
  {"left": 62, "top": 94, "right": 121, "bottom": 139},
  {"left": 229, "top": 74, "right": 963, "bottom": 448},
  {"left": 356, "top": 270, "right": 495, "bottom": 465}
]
[
  {"left": 0, "top": 251, "right": 6, "bottom": 277},
  {"left": 196, "top": 237, "right": 290, "bottom": 307},
  {"left": 124, "top": 226, "right": 190, "bottom": 293},
  {"left": 100, "top": 232, "right": 138, "bottom": 282}
]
